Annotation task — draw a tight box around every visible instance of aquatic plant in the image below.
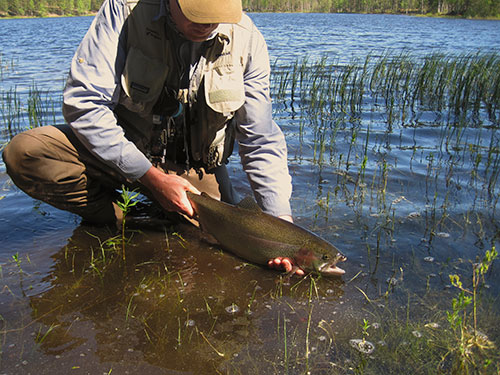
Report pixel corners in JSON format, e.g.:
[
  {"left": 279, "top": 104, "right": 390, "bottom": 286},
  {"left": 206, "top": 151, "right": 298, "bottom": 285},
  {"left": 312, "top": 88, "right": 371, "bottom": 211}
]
[
  {"left": 116, "top": 185, "right": 140, "bottom": 262},
  {"left": 11, "top": 252, "right": 22, "bottom": 273},
  {"left": 27, "top": 84, "right": 58, "bottom": 129},
  {"left": 445, "top": 246, "right": 498, "bottom": 373},
  {"left": 1, "top": 87, "right": 22, "bottom": 136}
]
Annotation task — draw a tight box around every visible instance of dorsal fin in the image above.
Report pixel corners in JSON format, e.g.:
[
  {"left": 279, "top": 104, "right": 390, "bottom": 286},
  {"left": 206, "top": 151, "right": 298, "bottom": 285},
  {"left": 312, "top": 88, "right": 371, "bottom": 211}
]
[{"left": 237, "top": 196, "right": 262, "bottom": 212}]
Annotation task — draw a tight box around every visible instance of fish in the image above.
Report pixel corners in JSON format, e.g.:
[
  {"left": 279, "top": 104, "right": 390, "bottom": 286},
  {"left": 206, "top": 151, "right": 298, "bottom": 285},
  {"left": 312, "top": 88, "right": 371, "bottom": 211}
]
[{"left": 187, "top": 192, "right": 347, "bottom": 276}]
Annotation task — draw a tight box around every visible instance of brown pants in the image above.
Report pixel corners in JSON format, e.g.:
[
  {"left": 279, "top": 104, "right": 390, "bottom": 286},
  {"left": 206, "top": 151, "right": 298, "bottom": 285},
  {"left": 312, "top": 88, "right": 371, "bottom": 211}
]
[{"left": 2, "top": 125, "right": 221, "bottom": 224}]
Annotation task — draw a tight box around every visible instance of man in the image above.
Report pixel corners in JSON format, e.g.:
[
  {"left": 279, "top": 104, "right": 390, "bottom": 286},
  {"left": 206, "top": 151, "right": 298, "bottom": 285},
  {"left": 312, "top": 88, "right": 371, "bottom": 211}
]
[{"left": 2, "top": 0, "right": 303, "bottom": 275}]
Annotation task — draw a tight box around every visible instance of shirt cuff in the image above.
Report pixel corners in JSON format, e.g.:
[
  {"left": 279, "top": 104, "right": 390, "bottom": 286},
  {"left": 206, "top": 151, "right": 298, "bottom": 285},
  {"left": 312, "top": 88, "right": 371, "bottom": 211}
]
[
  {"left": 118, "top": 145, "right": 153, "bottom": 181},
  {"left": 258, "top": 192, "right": 292, "bottom": 218}
]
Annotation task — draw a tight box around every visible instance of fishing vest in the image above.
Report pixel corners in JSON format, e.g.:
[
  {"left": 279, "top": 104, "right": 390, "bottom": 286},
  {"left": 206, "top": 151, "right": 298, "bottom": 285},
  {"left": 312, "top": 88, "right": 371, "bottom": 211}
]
[{"left": 115, "top": 0, "right": 251, "bottom": 171}]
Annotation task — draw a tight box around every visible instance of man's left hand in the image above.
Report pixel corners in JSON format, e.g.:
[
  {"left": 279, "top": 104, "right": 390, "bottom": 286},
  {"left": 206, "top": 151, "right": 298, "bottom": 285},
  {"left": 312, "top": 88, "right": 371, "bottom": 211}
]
[
  {"left": 268, "top": 257, "right": 305, "bottom": 276},
  {"left": 267, "top": 215, "right": 305, "bottom": 276}
]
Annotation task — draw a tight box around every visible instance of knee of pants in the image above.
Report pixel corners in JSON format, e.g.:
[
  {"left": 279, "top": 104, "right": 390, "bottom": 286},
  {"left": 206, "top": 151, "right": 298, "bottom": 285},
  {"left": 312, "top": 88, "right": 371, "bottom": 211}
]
[
  {"left": 3, "top": 132, "right": 35, "bottom": 187},
  {"left": 3, "top": 128, "right": 82, "bottom": 192}
]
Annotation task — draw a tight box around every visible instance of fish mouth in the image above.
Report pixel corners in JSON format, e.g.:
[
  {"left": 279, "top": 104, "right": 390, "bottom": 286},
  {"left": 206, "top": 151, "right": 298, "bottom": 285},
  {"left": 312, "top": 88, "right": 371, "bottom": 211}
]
[
  {"left": 321, "top": 264, "right": 346, "bottom": 276},
  {"left": 319, "top": 254, "right": 347, "bottom": 276}
]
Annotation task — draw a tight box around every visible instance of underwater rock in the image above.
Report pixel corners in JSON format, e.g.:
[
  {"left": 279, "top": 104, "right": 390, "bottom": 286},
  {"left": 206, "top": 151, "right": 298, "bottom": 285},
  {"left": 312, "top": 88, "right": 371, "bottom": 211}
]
[
  {"left": 407, "top": 212, "right": 420, "bottom": 219},
  {"left": 225, "top": 304, "right": 240, "bottom": 314},
  {"left": 386, "top": 277, "right": 399, "bottom": 286},
  {"left": 435, "top": 232, "right": 450, "bottom": 238},
  {"left": 349, "top": 339, "right": 375, "bottom": 354}
]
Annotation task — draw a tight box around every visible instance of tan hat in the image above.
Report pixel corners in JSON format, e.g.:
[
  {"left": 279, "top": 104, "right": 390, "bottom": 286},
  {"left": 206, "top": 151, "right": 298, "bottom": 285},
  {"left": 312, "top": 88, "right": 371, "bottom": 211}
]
[{"left": 178, "top": 0, "right": 242, "bottom": 24}]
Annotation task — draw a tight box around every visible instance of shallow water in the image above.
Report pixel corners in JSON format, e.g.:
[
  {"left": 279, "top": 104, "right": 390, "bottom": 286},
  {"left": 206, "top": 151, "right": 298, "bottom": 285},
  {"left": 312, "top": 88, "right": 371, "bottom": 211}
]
[{"left": 1, "top": 12, "right": 499, "bottom": 374}]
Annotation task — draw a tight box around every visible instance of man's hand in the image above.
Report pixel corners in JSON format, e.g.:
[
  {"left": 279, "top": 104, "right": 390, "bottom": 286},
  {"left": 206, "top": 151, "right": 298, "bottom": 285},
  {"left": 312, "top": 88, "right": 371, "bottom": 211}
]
[
  {"left": 267, "top": 214, "right": 305, "bottom": 276},
  {"left": 139, "top": 166, "right": 200, "bottom": 217},
  {"left": 268, "top": 257, "right": 305, "bottom": 276}
]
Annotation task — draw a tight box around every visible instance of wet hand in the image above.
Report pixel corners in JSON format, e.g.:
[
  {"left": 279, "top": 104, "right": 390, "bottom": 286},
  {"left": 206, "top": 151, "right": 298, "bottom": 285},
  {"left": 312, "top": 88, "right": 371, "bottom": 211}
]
[
  {"left": 139, "top": 166, "right": 200, "bottom": 217},
  {"left": 268, "top": 257, "right": 306, "bottom": 276}
]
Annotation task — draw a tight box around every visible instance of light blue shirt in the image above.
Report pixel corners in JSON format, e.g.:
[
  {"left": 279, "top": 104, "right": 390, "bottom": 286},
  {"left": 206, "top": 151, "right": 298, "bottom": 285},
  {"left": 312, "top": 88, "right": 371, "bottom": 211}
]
[{"left": 62, "top": 0, "right": 292, "bottom": 217}]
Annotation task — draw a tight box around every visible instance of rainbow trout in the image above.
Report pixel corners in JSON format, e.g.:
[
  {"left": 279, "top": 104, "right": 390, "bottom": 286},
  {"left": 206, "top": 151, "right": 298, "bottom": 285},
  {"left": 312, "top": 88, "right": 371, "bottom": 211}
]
[{"left": 187, "top": 192, "right": 346, "bottom": 276}]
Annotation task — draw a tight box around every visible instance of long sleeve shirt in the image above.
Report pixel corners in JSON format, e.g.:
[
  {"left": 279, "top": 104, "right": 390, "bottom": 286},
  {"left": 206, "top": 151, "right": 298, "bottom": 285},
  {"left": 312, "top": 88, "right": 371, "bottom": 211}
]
[{"left": 62, "top": 0, "right": 292, "bottom": 217}]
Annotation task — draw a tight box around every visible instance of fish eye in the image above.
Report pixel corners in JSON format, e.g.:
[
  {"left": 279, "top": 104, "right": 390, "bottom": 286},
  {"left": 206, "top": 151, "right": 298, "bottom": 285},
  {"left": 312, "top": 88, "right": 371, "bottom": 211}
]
[{"left": 322, "top": 254, "right": 330, "bottom": 261}]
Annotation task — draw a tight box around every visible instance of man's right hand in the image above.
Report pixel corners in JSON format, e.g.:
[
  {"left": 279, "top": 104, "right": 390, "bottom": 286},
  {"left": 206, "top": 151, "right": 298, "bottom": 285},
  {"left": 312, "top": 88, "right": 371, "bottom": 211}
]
[{"left": 139, "top": 166, "right": 200, "bottom": 217}]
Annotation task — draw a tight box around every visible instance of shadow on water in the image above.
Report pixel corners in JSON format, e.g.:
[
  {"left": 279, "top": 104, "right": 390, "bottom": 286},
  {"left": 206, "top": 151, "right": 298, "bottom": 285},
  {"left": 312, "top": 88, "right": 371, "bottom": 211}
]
[
  {"left": 0, "top": 219, "right": 348, "bottom": 374},
  {"left": 0, "top": 197, "right": 498, "bottom": 374}
]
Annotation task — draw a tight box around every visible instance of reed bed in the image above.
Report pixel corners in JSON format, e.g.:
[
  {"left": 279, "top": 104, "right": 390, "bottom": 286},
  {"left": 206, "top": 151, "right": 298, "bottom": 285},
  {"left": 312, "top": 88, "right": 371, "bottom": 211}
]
[
  {"left": 0, "top": 83, "right": 61, "bottom": 142},
  {"left": 271, "top": 52, "right": 500, "bottom": 126},
  {"left": 272, "top": 52, "right": 500, "bottom": 220}
]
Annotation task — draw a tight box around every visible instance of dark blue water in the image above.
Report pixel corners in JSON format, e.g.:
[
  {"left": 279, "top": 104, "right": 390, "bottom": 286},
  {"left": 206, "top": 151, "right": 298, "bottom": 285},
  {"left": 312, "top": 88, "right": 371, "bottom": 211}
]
[
  {"left": 0, "top": 13, "right": 499, "bottom": 89},
  {"left": 254, "top": 13, "right": 500, "bottom": 62}
]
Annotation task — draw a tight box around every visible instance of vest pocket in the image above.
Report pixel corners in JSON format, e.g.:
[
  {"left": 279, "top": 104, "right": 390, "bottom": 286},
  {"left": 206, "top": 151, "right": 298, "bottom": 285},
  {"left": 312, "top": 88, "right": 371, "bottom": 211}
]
[
  {"left": 204, "top": 63, "right": 245, "bottom": 115},
  {"left": 121, "top": 47, "right": 169, "bottom": 112}
]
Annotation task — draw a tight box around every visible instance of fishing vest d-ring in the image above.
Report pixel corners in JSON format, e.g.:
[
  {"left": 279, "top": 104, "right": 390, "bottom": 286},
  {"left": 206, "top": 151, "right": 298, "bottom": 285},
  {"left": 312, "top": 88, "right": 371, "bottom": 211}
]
[{"left": 114, "top": 0, "right": 251, "bottom": 171}]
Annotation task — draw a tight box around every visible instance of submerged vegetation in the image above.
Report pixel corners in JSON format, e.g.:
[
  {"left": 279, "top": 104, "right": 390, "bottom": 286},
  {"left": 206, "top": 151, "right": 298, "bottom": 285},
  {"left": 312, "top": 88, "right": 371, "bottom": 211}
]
[{"left": 1, "top": 229, "right": 497, "bottom": 373}]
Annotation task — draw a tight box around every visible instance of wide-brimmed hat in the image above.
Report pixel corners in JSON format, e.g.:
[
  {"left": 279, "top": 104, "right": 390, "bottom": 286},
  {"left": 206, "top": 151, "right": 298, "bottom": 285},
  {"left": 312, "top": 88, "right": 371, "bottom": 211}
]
[{"left": 178, "top": 0, "right": 242, "bottom": 24}]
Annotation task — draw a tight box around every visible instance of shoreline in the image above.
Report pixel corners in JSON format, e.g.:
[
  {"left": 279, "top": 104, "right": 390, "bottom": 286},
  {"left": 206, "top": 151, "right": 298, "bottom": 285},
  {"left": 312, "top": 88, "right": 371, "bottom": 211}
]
[
  {"left": 0, "top": 11, "right": 498, "bottom": 21},
  {"left": 0, "top": 12, "right": 97, "bottom": 19}
]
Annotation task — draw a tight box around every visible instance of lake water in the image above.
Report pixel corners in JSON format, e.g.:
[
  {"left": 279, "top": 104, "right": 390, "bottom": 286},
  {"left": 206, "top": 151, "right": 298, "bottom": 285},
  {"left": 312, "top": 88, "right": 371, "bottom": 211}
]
[{"left": 0, "top": 12, "right": 499, "bottom": 374}]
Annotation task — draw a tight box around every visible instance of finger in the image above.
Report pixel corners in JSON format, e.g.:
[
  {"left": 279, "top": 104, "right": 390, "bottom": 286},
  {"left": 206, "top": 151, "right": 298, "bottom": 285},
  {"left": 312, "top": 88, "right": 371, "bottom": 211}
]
[
  {"left": 294, "top": 268, "right": 305, "bottom": 276},
  {"left": 281, "top": 258, "right": 293, "bottom": 273},
  {"left": 179, "top": 191, "right": 195, "bottom": 217},
  {"left": 187, "top": 185, "right": 201, "bottom": 195},
  {"left": 268, "top": 257, "right": 281, "bottom": 270}
]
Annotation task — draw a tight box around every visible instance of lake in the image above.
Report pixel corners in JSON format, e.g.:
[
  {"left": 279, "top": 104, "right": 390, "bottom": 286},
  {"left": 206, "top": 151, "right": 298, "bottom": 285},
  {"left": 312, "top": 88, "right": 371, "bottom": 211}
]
[{"left": 0, "top": 12, "right": 499, "bottom": 374}]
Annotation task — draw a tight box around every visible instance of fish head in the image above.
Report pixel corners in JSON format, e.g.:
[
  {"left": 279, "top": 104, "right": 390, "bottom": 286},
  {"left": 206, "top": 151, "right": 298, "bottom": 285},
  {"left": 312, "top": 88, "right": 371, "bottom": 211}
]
[
  {"left": 314, "top": 251, "right": 347, "bottom": 276},
  {"left": 294, "top": 242, "right": 347, "bottom": 277}
]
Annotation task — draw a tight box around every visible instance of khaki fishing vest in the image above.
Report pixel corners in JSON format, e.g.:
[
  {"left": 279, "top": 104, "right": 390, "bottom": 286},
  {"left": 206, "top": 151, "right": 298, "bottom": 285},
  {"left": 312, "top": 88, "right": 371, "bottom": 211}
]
[{"left": 115, "top": 0, "right": 250, "bottom": 170}]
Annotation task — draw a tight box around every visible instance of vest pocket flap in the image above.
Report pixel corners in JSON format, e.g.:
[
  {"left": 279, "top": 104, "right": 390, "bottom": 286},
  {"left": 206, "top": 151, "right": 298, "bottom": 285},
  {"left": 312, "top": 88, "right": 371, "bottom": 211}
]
[
  {"left": 121, "top": 47, "right": 168, "bottom": 105},
  {"left": 205, "top": 65, "right": 245, "bottom": 114}
]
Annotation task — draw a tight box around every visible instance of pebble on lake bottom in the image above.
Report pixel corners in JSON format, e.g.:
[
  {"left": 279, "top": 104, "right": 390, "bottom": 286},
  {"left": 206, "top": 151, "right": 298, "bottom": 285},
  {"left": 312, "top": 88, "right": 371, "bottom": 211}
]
[
  {"left": 412, "top": 330, "right": 422, "bottom": 338},
  {"left": 349, "top": 339, "right": 375, "bottom": 354},
  {"left": 435, "top": 232, "right": 450, "bottom": 238},
  {"left": 225, "top": 304, "right": 240, "bottom": 314}
]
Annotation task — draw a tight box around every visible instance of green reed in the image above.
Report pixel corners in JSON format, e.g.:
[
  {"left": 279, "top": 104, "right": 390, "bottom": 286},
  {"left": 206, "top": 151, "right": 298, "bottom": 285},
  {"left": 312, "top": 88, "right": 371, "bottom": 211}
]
[
  {"left": 27, "top": 84, "right": 59, "bottom": 129},
  {"left": 0, "top": 83, "right": 61, "bottom": 144},
  {"left": 272, "top": 52, "right": 500, "bottom": 226},
  {"left": 1, "top": 87, "right": 22, "bottom": 135},
  {"left": 271, "top": 52, "right": 500, "bottom": 126},
  {"left": 0, "top": 53, "right": 17, "bottom": 82}
]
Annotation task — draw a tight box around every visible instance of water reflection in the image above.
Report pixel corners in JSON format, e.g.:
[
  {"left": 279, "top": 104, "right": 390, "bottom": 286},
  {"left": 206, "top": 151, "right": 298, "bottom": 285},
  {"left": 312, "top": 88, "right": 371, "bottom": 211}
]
[{"left": 24, "top": 221, "right": 345, "bottom": 373}]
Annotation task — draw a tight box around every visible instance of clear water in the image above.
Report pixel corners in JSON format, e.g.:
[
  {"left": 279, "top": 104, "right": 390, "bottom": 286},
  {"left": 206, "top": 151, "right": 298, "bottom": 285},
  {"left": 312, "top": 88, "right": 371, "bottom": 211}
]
[{"left": 0, "top": 13, "right": 499, "bottom": 374}]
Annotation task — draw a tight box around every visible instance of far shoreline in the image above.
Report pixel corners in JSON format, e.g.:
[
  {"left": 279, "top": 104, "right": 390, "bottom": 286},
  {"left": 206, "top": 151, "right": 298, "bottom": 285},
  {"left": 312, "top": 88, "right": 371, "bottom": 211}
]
[{"left": 1, "top": 10, "right": 499, "bottom": 21}]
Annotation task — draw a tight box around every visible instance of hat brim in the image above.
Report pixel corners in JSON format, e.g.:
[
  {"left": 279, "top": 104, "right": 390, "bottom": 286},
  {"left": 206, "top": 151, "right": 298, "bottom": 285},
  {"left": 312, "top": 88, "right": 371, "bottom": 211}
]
[{"left": 178, "top": 0, "right": 242, "bottom": 24}]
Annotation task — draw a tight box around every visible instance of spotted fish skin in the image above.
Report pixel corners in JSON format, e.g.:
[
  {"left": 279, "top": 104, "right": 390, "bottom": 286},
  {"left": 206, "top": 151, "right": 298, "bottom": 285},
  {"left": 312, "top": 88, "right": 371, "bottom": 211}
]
[{"left": 187, "top": 192, "right": 346, "bottom": 276}]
